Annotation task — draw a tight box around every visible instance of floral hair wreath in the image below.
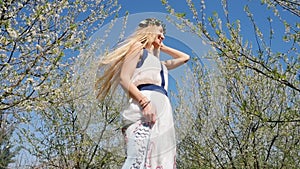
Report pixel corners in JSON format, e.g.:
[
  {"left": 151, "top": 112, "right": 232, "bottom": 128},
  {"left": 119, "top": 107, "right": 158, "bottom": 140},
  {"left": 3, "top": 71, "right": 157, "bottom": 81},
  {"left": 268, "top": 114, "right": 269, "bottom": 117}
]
[{"left": 138, "top": 18, "right": 166, "bottom": 34}]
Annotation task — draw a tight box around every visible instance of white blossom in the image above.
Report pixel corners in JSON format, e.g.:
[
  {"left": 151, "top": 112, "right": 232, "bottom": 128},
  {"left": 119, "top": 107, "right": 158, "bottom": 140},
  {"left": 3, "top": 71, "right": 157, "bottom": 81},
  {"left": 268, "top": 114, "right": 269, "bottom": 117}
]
[
  {"left": 36, "top": 44, "right": 43, "bottom": 51},
  {"left": 7, "top": 28, "right": 18, "bottom": 39}
]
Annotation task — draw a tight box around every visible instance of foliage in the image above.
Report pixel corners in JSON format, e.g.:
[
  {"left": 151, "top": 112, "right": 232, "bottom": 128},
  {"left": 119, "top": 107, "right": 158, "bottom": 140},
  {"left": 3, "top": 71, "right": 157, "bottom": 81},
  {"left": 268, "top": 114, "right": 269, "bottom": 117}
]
[
  {"left": 0, "top": 0, "right": 119, "bottom": 113},
  {"left": 162, "top": 0, "right": 299, "bottom": 168},
  {"left": 262, "top": 0, "right": 300, "bottom": 17},
  {"left": 0, "top": 0, "right": 121, "bottom": 167},
  {"left": 0, "top": 114, "right": 19, "bottom": 169},
  {"left": 15, "top": 98, "right": 124, "bottom": 168}
]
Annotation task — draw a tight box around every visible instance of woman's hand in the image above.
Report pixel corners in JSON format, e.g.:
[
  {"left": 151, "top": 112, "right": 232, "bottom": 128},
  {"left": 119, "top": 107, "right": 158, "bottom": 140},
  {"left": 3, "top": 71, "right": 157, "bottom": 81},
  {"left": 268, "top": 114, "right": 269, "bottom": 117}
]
[
  {"left": 139, "top": 98, "right": 156, "bottom": 124},
  {"left": 142, "top": 102, "right": 156, "bottom": 124}
]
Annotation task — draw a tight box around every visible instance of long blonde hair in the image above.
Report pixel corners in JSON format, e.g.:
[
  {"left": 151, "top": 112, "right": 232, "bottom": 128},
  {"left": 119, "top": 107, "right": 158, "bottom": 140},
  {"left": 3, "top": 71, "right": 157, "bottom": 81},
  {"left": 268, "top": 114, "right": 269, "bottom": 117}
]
[{"left": 95, "top": 18, "right": 166, "bottom": 100}]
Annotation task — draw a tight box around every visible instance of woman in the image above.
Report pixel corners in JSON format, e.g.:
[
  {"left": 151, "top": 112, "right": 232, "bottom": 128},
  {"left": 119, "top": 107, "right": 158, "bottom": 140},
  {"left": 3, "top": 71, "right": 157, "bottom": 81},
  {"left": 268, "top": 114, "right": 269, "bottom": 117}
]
[{"left": 96, "top": 18, "right": 190, "bottom": 169}]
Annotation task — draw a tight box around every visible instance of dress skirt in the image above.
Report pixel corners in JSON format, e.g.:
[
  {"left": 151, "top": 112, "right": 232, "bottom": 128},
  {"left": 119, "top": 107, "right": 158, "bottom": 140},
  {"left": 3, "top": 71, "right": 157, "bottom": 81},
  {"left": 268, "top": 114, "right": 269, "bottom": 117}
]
[{"left": 121, "top": 90, "right": 176, "bottom": 169}]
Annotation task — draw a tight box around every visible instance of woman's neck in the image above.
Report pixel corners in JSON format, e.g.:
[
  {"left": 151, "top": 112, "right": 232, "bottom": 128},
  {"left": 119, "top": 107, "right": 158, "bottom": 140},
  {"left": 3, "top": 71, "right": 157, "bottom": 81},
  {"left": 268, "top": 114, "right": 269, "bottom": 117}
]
[
  {"left": 152, "top": 48, "right": 160, "bottom": 57},
  {"left": 145, "top": 45, "right": 160, "bottom": 57}
]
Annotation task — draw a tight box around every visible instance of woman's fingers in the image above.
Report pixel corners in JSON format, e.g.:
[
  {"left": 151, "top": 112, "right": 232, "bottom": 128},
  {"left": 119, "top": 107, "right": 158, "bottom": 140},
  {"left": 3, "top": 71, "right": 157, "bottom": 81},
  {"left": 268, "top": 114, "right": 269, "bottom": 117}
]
[
  {"left": 151, "top": 112, "right": 156, "bottom": 124},
  {"left": 142, "top": 103, "right": 156, "bottom": 123}
]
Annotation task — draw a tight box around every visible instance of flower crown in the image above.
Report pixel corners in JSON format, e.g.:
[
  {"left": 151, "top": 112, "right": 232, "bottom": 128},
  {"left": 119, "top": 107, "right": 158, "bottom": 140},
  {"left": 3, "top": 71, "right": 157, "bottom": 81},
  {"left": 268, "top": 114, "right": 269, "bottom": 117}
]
[{"left": 138, "top": 18, "right": 166, "bottom": 33}]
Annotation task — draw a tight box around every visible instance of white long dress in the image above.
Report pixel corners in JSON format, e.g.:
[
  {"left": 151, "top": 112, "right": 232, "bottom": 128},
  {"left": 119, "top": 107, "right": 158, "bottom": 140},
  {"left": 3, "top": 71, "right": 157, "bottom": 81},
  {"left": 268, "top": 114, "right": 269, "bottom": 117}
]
[{"left": 121, "top": 49, "right": 176, "bottom": 169}]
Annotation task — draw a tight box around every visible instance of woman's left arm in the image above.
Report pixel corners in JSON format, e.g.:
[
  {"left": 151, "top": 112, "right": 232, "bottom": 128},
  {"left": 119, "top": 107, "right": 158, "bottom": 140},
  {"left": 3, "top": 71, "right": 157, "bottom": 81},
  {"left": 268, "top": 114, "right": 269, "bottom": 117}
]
[{"left": 160, "top": 44, "right": 190, "bottom": 70}]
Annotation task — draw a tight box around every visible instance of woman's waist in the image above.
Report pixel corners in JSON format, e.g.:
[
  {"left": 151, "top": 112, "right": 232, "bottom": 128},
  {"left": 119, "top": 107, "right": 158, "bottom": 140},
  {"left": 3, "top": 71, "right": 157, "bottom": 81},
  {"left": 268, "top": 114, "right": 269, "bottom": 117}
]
[{"left": 137, "top": 83, "right": 168, "bottom": 96}]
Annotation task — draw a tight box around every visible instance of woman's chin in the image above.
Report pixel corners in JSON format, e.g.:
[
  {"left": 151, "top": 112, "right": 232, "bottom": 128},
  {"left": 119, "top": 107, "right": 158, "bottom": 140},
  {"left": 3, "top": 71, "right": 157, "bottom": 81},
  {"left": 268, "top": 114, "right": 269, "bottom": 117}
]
[{"left": 152, "top": 43, "right": 161, "bottom": 49}]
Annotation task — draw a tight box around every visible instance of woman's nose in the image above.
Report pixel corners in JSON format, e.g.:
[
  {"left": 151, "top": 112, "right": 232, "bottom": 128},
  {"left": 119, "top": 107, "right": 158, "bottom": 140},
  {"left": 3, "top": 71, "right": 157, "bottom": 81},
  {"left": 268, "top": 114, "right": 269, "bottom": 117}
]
[{"left": 159, "top": 34, "right": 165, "bottom": 40}]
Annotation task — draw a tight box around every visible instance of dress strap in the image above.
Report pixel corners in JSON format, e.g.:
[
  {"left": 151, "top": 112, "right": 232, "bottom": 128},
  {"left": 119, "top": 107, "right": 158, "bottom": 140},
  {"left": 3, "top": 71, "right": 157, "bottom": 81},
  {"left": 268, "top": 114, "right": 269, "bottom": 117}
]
[
  {"left": 136, "top": 49, "right": 148, "bottom": 68},
  {"left": 160, "top": 63, "right": 165, "bottom": 88},
  {"left": 137, "top": 84, "right": 168, "bottom": 96}
]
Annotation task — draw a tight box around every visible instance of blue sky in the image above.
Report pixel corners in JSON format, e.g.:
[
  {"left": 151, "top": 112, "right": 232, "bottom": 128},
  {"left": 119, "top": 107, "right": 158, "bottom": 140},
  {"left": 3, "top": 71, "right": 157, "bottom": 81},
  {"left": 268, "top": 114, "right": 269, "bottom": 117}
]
[
  {"left": 89, "top": 0, "right": 297, "bottom": 97},
  {"left": 107, "top": 0, "right": 299, "bottom": 106},
  {"left": 116, "top": 0, "right": 298, "bottom": 52},
  {"left": 111, "top": 0, "right": 299, "bottom": 78}
]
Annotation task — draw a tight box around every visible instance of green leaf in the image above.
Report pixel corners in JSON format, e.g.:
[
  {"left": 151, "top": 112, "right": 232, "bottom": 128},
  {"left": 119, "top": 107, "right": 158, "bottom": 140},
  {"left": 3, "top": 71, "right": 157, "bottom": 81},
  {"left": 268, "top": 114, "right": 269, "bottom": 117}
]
[
  {"left": 175, "top": 12, "right": 186, "bottom": 18},
  {"left": 70, "top": 24, "right": 77, "bottom": 30}
]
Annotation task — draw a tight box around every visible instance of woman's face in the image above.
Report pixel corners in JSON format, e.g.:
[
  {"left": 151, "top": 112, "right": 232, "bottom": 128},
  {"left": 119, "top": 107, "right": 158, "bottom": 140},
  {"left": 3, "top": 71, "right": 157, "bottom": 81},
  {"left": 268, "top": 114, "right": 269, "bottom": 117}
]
[{"left": 151, "top": 26, "right": 165, "bottom": 49}]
